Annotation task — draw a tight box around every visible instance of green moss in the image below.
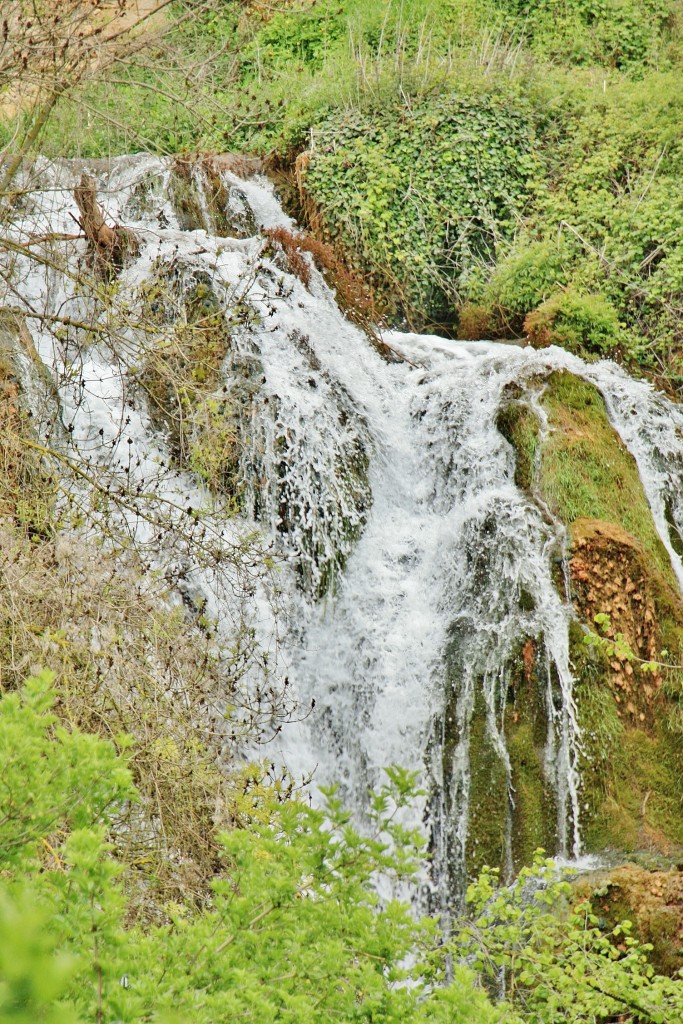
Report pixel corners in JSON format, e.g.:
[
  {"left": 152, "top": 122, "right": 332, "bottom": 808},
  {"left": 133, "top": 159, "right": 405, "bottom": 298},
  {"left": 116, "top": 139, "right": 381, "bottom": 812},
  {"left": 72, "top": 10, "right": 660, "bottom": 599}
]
[
  {"left": 507, "top": 721, "right": 557, "bottom": 869},
  {"left": 168, "top": 163, "right": 206, "bottom": 233},
  {"left": 505, "top": 643, "right": 559, "bottom": 870},
  {"left": 496, "top": 372, "right": 668, "bottom": 586},
  {"left": 539, "top": 372, "right": 674, "bottom": 583},
  {"left": 136, "top": 271, "right": 253, "bottom": 500},
  {"left": 614, "top": 729, "right": 683, "bottom": 845},
  {"left": 455, "top": 638, "right": 560, "bottom": 879},
  {"left": 570, "top": 625, "right": 626, "bottom": 849},
  {"left": 496, "top": 396, "right": 539, "bottom": 493},
  {"left": 467, "top": 689, "right": 510, "bottom": 879},
  {"left": 498, "top": 376, "right": 683, "bottom": 860},
  {"left": 583, "top": 727, "right": 683, "bottom": 853}
]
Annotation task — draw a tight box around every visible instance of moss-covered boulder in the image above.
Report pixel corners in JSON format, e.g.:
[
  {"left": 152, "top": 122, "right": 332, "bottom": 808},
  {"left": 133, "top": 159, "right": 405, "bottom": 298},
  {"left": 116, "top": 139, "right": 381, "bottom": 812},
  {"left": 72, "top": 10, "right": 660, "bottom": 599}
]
[
  {"left": 499, "top": 369, "right": 683, "bottom": 865},
  {"left": 575, "top": 863, "right": 683, "bottom": 976}
]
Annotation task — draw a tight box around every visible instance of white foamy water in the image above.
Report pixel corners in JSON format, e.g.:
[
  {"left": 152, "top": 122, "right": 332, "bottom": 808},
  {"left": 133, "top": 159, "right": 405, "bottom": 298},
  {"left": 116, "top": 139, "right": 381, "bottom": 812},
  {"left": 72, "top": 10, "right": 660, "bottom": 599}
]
[{"left": 4, "top": 154, "right": 683, "bottom": 904}]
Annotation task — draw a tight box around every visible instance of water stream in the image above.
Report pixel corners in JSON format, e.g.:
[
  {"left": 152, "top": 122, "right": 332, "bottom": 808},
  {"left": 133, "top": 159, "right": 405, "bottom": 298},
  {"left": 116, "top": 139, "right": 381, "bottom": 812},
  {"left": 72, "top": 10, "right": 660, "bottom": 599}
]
[{"left": 5, "top": 154, "right": 683, "bottom": 906}]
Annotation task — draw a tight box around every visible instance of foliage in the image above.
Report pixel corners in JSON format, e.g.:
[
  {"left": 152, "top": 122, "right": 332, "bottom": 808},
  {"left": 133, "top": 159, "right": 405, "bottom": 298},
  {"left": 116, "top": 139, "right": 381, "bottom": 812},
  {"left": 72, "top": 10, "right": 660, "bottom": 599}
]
[
  {"left": 0, "top": 679, "right": 507, "bottom": 1024},
  {"left": 304, "top": 97, "right": 537, "bottom": 329},
  {"left": 0, "top": 672, "right": 136, "bottom": 870},
  {"left": 491, "top": 0, "right": 680, "bottom": 70},
  {"left": 583, "top": 611, "right": 675, "bottom": 672},
  {"left": 0, "top": 520, "right": 293, "bottom": 914},
  {"left": 1, "top": 679, "right": 682, "bottom": 1021},
  {"left": 5, "top": 0, "right": 683, "bottom": 382},
  {"left": 482, "top": 240, "right": 571, "bottom": 337},
  {"left": 451, "top": 852, "right": 683, "bottom": 1022},
  {"left": 524, "top": 289, "right": 625, "bottom": 355}
]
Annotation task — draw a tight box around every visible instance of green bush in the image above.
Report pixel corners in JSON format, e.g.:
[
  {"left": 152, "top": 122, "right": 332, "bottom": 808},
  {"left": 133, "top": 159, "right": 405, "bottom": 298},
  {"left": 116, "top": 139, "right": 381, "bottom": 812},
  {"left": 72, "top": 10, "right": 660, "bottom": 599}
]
[
  {"left": 304, "top": 96, "right": 538, "bottom": 329},
  {"left": 484, "top": 239, "right": 572, "bottom": 335},
  {"left": 2, "top": 676, "right": 682, "bottom": 1022},
  {"left": 0, "top": 676, "right": 505, "bottom": 1024},
  {"left": 492, "top": 0, "right": 679, "bottom": 69},
  {"left": 524, "top": 288, "right": 626, "bottom": 354},
  {"left": 451, "top": 853, "right": 683, "bottom": 1022}
]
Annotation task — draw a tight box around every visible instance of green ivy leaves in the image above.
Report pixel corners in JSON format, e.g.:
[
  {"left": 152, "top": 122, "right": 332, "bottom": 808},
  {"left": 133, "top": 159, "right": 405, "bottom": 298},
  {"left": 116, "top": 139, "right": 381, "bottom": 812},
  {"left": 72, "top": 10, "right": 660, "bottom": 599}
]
[{"left": 304, "top": 96, "right": 537, "bottom": 328}]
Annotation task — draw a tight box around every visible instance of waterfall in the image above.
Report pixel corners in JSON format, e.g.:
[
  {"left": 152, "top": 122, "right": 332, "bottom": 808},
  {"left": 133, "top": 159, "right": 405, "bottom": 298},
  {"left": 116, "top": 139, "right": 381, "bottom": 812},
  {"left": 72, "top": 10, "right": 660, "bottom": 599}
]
[{"left": 5, "top": 155, "right": 683, "bottom": 906}]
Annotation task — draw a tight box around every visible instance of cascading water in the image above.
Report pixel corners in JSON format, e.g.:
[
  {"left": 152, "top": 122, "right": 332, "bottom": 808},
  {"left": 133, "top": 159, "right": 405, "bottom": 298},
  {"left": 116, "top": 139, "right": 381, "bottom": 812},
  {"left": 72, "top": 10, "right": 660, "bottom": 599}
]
[{"left": 4, "top": 155, "right": 683, "bottom": 908}]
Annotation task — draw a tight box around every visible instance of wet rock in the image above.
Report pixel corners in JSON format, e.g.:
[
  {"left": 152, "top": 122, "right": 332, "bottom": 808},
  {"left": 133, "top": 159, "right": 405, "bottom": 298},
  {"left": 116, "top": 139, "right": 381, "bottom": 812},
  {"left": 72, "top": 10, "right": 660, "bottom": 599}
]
[{"left": 575, "top": 862, "right": 683, "bottom": 975}]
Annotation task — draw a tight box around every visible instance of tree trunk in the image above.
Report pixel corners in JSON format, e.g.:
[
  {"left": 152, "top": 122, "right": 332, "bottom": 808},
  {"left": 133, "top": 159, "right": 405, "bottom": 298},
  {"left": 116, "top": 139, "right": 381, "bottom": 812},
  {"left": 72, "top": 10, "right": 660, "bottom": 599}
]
[{"left": 74, "top": 173, "right": 139, "bottom": 274}]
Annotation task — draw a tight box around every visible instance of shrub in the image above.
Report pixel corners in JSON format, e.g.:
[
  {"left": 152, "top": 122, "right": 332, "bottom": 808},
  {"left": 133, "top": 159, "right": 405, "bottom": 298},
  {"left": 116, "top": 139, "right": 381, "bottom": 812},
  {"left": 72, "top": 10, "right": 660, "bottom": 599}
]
[
  {"left": 302, "top": 96, "right": 538, "bottom": 330},
  {"left": 524, "top": 289, "right": 626, "bottom": 355},
  {"left": 485, "top": 239, "right": 571, "bottom": 336},
  {"left": 451, "top": 852, "right": 683, "bottom": 1022},
  {"left": 492, "top": 0, "right": 679, "bottom": 69},
  {"left": 0, "top": 683, "right": 504, "bottom": 1024}
]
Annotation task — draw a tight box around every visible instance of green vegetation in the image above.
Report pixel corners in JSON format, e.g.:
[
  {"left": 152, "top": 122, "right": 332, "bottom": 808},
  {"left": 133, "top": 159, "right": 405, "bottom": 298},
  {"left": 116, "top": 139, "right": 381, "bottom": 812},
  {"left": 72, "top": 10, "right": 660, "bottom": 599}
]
[
  {"left": 525, "top": 290, "right": 626, "bottom": 356},
  {"left": 303, "top": 98, "right": 537, "bottom": 330},
  {"left": 499, "top": 370, "right": 683, "bottom": 860},
  {"left": 3, "top": 1, "right": 683, "bottom": 1015},
  {"left": 500, "top": 372, "right": 674, "bottom": 580},
  {"left": 6, "top": 0, "right": 683, "bottom": 381},
  {"left": 539, "top": 375, "right": 672, "bottom": 575},
  {"left": 451, "top": 853, "right": 683, "bottom": 1022},
  {"left": 0, "top": 675, "right": 502, "bottom": 1023},
  {"left": 3, "top": 677, "right": 683, "bottom": 1023}
]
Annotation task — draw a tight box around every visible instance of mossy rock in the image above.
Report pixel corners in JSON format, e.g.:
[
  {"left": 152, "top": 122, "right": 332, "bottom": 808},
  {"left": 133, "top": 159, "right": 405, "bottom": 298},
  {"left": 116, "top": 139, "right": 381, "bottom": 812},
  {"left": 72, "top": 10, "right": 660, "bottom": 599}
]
[
  {"left": 467, "top": 636, "right": 559, "bottom": 878},
  {"left": 467, "top": 688, "right": 511, "bottom": 880},
  {"left": 540, "top": 373, "right": 674, "bottom": 583},
  {"left": 168, "top": 159, "right": 258, "bottom": 238},
  {"left": 506, "top": 640, "right": 559, "bottom": 870},
  {"left": 136, "top": 268, "right": 260, "bottom": 500},
  {"left": 499, "top": 367, "right": 683, "bottom": 861},
  {"left": 436, "top": 632, "right": 559, "bottom": 884},
  {"left": 496, "top": 391, "right": 539, "bottom": 493},
  {"left": 569, "top": 522, "right": 683, "bottom": 855},
  {"left": 575, "top": 864, "right": 683, "bottom": 976},
  {"left": 169, "top": 160, "right": 207, "bottom": 232}
]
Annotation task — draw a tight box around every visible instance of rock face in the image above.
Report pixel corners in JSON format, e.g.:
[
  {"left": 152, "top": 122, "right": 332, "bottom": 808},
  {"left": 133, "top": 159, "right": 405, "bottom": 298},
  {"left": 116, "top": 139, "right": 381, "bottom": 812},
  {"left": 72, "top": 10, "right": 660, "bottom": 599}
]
[
  {"left": 570, "top": 520, "right": 683, "bottom": 859},
  {"left": 576, "top": 863, "right": 683, "bottom": 975},
  {"left": 497, "top": 372, "right": 683, "bottom": 851},
  {"left": 490, "top": 365, "right": 683, "bottom": 973}
]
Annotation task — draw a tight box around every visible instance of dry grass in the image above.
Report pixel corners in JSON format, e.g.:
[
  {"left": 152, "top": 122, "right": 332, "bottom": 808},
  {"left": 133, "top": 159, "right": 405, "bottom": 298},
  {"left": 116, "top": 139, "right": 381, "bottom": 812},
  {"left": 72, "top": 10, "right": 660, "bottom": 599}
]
[
  {"left": 0, "top": 307, "right": 289, "bottom": 918},
  {"left": 0, "top": 521, "right": 287, "bottom": 916}
]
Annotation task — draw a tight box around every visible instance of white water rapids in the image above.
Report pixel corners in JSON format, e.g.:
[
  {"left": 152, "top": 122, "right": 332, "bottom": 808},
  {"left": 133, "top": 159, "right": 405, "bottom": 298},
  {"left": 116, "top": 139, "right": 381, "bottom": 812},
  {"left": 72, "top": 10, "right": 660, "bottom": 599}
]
[{"left": 4, "top": 155, "right": 683, "bottom": 905}]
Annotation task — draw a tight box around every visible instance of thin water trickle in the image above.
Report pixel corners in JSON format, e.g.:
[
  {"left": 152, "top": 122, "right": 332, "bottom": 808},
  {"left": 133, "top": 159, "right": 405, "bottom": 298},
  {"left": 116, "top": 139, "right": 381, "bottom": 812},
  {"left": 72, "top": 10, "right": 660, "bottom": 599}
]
[{"left": 5, "top": 155, "right": 683, "bottom": 907}]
